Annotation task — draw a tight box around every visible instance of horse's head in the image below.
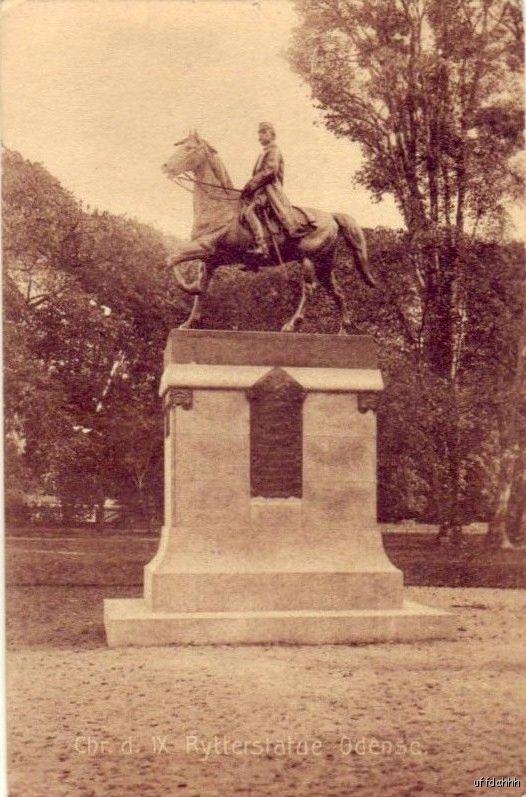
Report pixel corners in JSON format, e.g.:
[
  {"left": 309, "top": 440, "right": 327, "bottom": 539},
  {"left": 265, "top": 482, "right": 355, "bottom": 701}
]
[
  {"left": 162, "top": 130, "right": 235, "bottom": 194},
  {"left": 162, "top": 130, "right": 209, "bottom": 179}
]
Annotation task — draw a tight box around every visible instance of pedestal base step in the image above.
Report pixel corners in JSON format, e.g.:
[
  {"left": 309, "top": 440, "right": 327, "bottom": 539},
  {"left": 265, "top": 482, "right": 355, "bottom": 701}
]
[{"left": 104, "top": 598, "right": 453, "bottom": 647}]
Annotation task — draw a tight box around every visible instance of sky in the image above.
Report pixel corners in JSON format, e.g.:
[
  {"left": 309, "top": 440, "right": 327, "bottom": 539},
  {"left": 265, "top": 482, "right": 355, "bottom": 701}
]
[
  {"left": 3, "top": 0, "right": 523, "bottom": 241},
  {"left": 1, "top": 0, "right": 403, "bottom": 239}
]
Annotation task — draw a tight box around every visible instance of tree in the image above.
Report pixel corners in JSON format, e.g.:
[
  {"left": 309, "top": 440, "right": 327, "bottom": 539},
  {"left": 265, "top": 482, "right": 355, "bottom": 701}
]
[
  {"left": 3, "top": 149, "right": 86, "bottom": 516},
  {"left": 2, "top": 148, "right": 186, "bottom": 525},
  {"left": 289, "top": 0, "right": 524, "bottom": 542}
]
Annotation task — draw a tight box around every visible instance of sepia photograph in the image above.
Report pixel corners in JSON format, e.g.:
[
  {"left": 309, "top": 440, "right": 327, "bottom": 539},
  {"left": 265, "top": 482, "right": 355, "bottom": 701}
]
[{"left": 2, "top": 0, "right": 525, "bottom": 794}]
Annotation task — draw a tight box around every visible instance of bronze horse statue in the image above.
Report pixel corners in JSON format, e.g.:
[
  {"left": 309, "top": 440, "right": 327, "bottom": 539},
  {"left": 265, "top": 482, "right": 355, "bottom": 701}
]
[{"left": 162, "top": 131, "right": 377, "bottom": 332}]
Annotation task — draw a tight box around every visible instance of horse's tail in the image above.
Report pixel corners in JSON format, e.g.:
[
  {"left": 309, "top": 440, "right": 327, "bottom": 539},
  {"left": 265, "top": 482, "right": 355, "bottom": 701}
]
[{"left": 333, "top": 213, "right": 377, "bottom": 289}]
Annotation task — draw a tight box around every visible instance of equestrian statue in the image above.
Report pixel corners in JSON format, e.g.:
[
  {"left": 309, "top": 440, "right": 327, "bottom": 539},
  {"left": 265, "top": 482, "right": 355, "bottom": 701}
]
[{"left": 162, "top": 123, "right": 377, "bottom": 333}]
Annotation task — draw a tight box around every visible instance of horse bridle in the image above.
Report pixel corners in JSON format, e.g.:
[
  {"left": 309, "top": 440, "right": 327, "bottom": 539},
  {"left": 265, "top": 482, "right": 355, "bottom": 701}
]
[{"left": 170, "top": 143, "right": 242, "bottom": 202}]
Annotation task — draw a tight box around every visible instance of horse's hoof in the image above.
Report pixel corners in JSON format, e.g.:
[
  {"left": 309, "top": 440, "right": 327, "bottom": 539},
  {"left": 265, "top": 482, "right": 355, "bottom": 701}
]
[
  {"left": 281, "top": 318, "right": 301, "bottom": 333},
  {"left": 338, "top": 318, "right": 354, "bottom": 335}
]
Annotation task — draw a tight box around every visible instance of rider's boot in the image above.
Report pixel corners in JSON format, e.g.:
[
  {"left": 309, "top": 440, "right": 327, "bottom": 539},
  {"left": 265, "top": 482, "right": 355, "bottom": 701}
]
[
  {"left": 246, "top": 225, "right": 269, "bottom": 257},
  {"left": 244, "top": 208, "right": 270, "bottom": 258},
  {"left": 240, "top": 237, "right": 268, "bottom": 271},
  {"left": 284, "top": 221, "right": 311, "bottom": 239},
  {"left": 247, "top": 239, "right": 269, "bottom": 257}
]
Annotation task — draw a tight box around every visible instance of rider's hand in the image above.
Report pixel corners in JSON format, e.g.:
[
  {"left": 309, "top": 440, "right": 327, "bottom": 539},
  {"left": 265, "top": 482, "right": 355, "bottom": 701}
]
[{"left": 241, "top": 185, "right": 253, "bottom": 200}]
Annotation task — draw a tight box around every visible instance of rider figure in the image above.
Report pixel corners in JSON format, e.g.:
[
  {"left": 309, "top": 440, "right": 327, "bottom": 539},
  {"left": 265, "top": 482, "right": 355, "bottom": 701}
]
[{"left": 240, "top": 122, "right": 312, "bottom": 257}]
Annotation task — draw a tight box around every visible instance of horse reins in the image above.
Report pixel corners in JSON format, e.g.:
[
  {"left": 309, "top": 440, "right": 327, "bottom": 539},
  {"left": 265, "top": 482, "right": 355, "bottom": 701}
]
[{"left": 172, "top": 170, "right": 242, "bottom": 202}]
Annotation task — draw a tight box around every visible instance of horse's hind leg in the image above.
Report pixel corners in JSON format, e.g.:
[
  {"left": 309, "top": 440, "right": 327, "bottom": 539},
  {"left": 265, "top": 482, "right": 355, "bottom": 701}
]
[
  {"left": 316, "top": 258, "right": 353, "bottom": 335},
  {"left": 331, "top": 270, "right": 353, "bottom": 334},
  {"left": 281, "top": 258, "right": 316, "bottom": 332}
]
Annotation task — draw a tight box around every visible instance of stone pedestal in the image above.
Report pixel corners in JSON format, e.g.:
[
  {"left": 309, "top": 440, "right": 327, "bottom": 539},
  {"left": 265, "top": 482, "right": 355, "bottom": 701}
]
[{"left": 104, "top": 330, "right": 452, "bottom": 646}]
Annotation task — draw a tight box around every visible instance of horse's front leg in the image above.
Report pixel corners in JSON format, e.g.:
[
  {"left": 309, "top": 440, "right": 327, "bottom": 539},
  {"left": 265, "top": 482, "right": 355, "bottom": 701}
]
[
  {"left": 172, "top": 261, "right": 207, "bottom": 296},
  {"left": 313, "top": 254, "right": 354, "bottom": 335},
  {"left": 167, "top": 240, "right": 212, "bottom": 295},
  {"left": 178, "top": 262, "right": 211, "bottom": 330},
  {"left": 281, "top": 258, "right": 316, "bottom": 332}
]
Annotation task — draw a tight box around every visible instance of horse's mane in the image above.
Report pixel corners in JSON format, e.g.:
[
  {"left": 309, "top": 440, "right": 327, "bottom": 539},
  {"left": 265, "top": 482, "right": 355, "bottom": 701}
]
[{"left": 201, "top": 140, "right": 234, "bottom": 191}]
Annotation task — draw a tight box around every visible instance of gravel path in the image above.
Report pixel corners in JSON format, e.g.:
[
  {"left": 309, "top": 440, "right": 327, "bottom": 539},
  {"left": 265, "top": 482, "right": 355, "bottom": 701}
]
[{"left": 6, "top": 586, "right": 525, "bottom": 797}]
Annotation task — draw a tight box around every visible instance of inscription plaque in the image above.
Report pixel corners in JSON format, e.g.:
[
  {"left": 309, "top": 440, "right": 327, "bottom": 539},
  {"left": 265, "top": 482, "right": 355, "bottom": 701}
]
[{"left": 246, "top": 368, "right": 306, "bottom": 498}]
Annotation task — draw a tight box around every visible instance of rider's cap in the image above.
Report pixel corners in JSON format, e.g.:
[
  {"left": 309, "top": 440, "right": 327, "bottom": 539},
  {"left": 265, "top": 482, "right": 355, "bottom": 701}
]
[{"left": 258, "top": 122, "right": 275, "bottom": 136}]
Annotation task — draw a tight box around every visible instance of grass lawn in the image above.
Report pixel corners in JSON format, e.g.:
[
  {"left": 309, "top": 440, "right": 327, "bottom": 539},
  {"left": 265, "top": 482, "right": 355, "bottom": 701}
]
[{"left": 6, "top": 530, "right": 526, "bottom": 588}]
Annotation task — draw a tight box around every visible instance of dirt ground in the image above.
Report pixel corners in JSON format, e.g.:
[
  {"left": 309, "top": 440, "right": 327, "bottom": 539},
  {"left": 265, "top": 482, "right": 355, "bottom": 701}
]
[{"left": 6, "top": 585, "right": 525, "bottom": 797}]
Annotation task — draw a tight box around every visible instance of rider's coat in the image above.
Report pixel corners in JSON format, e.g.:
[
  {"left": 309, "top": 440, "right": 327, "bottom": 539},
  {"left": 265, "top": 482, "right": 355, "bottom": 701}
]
[{"left": 243, "top": 143, "right": 298, "bottom": 232}]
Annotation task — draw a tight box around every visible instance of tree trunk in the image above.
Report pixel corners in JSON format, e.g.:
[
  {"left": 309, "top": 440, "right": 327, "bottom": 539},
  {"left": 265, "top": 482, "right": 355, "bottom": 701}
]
[
  {"left": 487, "top": 337, "right": 526, "bottom": 548},
  {"left": 487, "top": 439, "right": 518, "bottom": 548},
  {"left": 60, "top": 498, "right": 74, "bottom": 527},
  {"left": 95, "top": 500, "right": 105, "bottom": 530},
  {"left": 507, "top": 447, "right": 526, "bottom": 544},
  {"left": 435, "top": 405, "right": 464, "bottom": 544},
  {"left": 425, "top": 245, "right": 466, "bottom": 545},
  {"left": 445, "top": 395, "right": 465, "bottom": 544}
]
